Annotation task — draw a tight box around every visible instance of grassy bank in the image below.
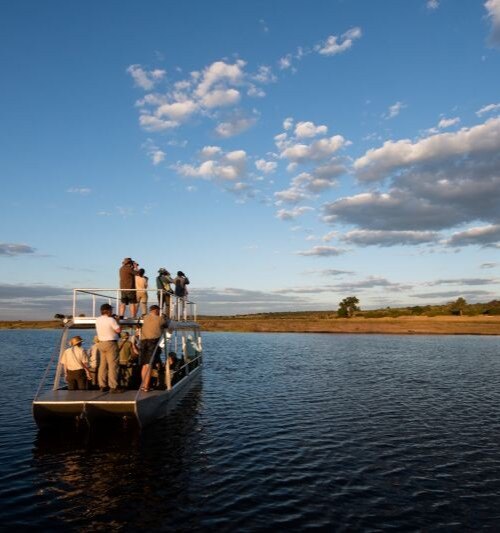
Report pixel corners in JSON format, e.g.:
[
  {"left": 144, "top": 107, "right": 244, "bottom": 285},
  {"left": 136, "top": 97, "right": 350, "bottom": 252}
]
[{"left": 3, "top": 315, "right": 499, "bottom": 335}]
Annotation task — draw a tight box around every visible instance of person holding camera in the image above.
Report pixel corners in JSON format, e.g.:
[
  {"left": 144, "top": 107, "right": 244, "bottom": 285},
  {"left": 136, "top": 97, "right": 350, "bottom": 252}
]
[{"left": 119, "top": 257, "right": 140, "bottom": 318}]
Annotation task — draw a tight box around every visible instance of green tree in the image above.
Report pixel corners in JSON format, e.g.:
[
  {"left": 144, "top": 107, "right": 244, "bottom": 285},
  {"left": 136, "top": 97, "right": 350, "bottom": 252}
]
[
  {"left": 338, "top": 296, "right": 360, "bottom": 318},
  {"left": 450, "top": 297, "right": 467, "bottom": 316}
]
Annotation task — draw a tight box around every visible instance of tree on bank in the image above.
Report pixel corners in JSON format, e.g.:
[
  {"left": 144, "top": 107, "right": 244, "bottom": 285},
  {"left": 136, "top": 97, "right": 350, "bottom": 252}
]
[
  {"left": 450, "top": 297, "right": 467, "bottom": 316},
  {"left": 338, "top": 296, "right": 360, "bottom": 318}
]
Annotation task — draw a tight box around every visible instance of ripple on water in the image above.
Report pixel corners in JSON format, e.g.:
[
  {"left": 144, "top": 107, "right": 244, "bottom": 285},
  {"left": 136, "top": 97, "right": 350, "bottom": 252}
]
[{"left": 1, "top": 332, "right": 500, "bottom": 530}]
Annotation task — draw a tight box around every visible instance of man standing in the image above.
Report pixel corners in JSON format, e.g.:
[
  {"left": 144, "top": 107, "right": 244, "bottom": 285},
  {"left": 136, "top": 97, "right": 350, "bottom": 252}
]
[
  {"left": 60, "top": 336, "right": 91, "bottom": 390},
  {"left": 95, "top": 303, "right": 122, "bottom": 393},
  {"left": 156, "top": 268, "right": 174, "bottom": 317},
  {"left": 140, "top": 304, "right": 168, "bottom": 391},
  {"left": 119, "top": 257, "right": 139, "bottom": 318}
]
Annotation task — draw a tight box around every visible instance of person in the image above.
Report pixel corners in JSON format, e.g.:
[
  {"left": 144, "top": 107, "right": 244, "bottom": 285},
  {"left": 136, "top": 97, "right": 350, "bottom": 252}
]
[
  {"left": 140, "top": 304, "right": 168, "bottom": 392},
  {"left": 117, "top": 331, "right": 138, "bottom": 388},
  {"left": 95, "top": 303, "right": 122, "bottom": 393},
  {"left": 119, "top": 258, "right": 140, "bottom": 318},
  {"left": 185, "top": 334, "right": 202, "bottom": 370},
  {"left": 156, "top": 268, "right": 174, "bottom": 316},
  {"left": 88, "top": 335, "right": 100, "bottom": 389},
  {"left": 60, "top": 336, "right": 91, "bottom": 390},
  {"left": 174, "top": 271, "right": 190, "bottom": 319},
  {"left": 167, "top": 351, "right": 184, "bottom": 386},
  {"left": 135, "top": 268, "right": 149, "bottom": 317}
]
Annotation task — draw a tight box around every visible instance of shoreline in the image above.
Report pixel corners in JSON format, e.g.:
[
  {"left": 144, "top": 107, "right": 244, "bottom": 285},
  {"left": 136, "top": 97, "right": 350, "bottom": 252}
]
[{"left": 1, "top": 315, "right": 500, "bottom": 335}]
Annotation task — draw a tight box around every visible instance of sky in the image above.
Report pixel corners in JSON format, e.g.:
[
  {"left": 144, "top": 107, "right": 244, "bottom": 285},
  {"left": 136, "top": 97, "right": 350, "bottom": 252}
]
[{"left": 1, "top": 0, "right": 500, "bottom": 319}]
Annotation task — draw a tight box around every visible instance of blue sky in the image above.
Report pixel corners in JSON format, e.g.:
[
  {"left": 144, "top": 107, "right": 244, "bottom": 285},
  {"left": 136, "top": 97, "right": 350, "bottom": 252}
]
[{"left": 1, "top": 0, "right": 500, "bottom": 319}]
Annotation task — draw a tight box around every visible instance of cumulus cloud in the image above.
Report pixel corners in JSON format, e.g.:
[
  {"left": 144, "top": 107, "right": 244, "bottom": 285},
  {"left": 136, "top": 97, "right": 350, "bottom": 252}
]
[
  {"left": 277, "top": 134, "right": 347, "bottom": 163},
  {"left": 294, "top": 121, "right": 328, "bottom": 139},
  {"left": 276, "top": 206, "right": 313, "bottom": 220},
  {"left": 486, "top": 0, "right": 500, "bottom": 45},
  {"left": 127, "top": 65, "right": 166, "bottom": 90},
  {"left": 175, "top": 147, "right": 247, "bottom": 182},
  {"left": 315, "top": 27, "right": 362, "bottom": 56},
  {"left": 341, "top": 229, "right": 439, "bottom": 247},
  {"left": 0, "top": 243, "right": 36, "bottom": 256},
  {"left": 255, "top": 159, "right": 277, "bottom": 174},
  {"left": 215, "top": 114, "right": 257, "bottom": 138},
  {"left": 296, "top": 245, "right": 346, "bottom": 257},
  {"left": 476, "top": 103, "right": 500, "bottom": 116},
  {"left": 353, "top": 116, "right": 500, "bottom": 181},
  {"left": 447, "top": 224, "right": 500, "bottom": 247}
]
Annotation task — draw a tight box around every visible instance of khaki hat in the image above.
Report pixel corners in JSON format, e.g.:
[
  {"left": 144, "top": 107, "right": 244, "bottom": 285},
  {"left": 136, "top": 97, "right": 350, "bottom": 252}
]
[{"left": 70, "top": 336, "right": 83, "bottom": 347}]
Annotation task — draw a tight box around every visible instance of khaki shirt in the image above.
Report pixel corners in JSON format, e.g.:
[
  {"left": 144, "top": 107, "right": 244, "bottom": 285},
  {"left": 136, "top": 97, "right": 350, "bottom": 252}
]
[{"left": 142, "top": 313, "right": 167, "bottom": 339}]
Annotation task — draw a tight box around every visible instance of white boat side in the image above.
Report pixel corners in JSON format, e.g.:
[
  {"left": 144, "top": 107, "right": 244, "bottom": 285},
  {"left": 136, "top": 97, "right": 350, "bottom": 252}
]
[{"left": 32, "top": 288, "right": 203, "bottom": 430}]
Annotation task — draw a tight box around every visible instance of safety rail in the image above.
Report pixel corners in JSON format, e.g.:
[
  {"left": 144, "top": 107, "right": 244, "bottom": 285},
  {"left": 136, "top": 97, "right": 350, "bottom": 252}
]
[{"left": 71, "top": 288, "right": 197, "bottom": 322}]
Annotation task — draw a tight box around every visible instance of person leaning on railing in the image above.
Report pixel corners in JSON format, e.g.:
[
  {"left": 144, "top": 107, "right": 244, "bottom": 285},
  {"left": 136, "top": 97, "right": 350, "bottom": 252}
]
[
  {"left": 139, "top": 304, "right": 169, "bottom": 392},
  {"left": 156, "top": 268, "right": 174, "bottom": 317}
]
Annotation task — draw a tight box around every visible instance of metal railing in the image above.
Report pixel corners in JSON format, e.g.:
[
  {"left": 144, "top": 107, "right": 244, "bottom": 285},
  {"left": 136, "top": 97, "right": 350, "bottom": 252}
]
[{"left": 71, "top": 288, "right": 197, "bottom": 322}]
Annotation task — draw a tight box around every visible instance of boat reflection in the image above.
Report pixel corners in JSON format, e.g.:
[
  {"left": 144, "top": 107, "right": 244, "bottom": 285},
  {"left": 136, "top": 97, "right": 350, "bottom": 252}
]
[{"left": 32, "top": 384, "right": 203, "bottom": 531}]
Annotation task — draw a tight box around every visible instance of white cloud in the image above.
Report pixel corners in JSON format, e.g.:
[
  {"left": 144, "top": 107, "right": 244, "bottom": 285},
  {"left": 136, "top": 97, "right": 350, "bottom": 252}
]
[
  {"left": 385, "top": 101, "right": 406, "bottom": 119},
  {"left": 283, "top": 117, "right": 294, "bottom": 130},
  {"left": 215, "top": 115, "right": 257, "bottom": 138},
  {"left": 195, "top": 59, "right": 246, "bottom": 97},
  {"left": 127, "top": 65, "right": 166, "bottom": 90},
  {"left": 354, "top": 116, "right": 500, "bottom": 181},
  {"left": 200, "top": 145, "right": 222, "bottom": 159},
  {"left": 276, "top": 206, "right": 313, "bottom": 220},
  {"left": 294, "top": 121, "right": 328, "bottom": 139},
  {"left": 175, "top": 148, "right": 247, "bottom": 182},
  {"left": 201, "top": 88, "right": 241, "bottom": 108},
  {"left": 252, "top": 65, "right": 277, "bottom": 84},
  {"left": 142, "top": 139, "right": 166, "bottom": 165},
  {"left": 157, "top": 100, "right": 198, "bottom": 121},
  {"left": 296, "top": 245, "right": 346, "bottom": 257},
  {"left": 437, "top": 117, "right": 460, "bottom": 129},
  {"left": 315, "top": 27, "right": 362, "bottom": 56},
  {"left": 427, "top": 0, "right": 439, "bottom": 10},
  {"left": 277, "top": 131, "right": 347, "bottom": 163},
  {"left": 342, "top": 229, "right": 439, "bottom": 247},
  {"left": 476, "top": 102, "right": 500, "bottom": 116},
  {"left": 255, "top": 159, "right": 277, "bottom": 174},
  {"left": 486, "top": 0, "right": 500, "bottom": 45},
  {"left": 279, "top": 54, "right": 293, "bottom": 70},
  {"left": 139, "top": 114, "right": 179, "bottom": 132}
]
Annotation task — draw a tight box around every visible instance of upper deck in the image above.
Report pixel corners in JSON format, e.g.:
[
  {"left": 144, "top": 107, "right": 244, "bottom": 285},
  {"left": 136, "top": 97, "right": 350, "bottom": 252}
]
[{"left": 64, "top": 288, "right": 198, "bottom": 329}]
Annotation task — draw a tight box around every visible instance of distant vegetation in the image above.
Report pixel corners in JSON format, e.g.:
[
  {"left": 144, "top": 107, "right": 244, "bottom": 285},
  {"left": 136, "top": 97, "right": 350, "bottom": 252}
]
[{"left": 199, "top": 297, "right": 500, "bottom": 320}]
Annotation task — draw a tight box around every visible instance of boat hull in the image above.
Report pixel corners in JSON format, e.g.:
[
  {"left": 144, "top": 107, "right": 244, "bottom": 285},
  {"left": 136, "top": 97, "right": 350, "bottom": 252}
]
[{"left": 33, "top": 365, "right": 202, "bottom": 430}]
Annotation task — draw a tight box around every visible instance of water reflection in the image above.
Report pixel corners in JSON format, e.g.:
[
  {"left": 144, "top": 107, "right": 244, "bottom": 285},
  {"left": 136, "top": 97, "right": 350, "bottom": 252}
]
[{"left": 32, "top": 385, "right": 203, "bottom": 531}]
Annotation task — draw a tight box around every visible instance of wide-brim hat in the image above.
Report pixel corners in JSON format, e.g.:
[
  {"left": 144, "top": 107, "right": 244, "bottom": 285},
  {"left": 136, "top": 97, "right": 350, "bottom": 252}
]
[
  {"left": 123, "top": 257, "right": 133, "bottom": 264},
  {"left": 70, "top": 335, "right": 83, "bottom": 346}
]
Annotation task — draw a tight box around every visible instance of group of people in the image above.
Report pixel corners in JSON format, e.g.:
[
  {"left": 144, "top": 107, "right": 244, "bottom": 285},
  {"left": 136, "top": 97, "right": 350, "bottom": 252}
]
[
  {"left": 60, "top": 302, "right": 198, "bottom": 392},
  {"left": 119, "top": 258, "right": 190, "bottom": 319}
]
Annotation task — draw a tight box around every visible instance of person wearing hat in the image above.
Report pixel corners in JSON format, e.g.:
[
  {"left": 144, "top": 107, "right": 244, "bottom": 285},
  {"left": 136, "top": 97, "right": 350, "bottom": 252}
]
[
  {"left": 119, "top": 257, "right": 140, "bottom": 318},
  {"left": 156, "top": 268, "right": 174, "bottom": 317},
  {"left": 174, "top": 270, "right": 190, "bottom": 319},
  {"left": 60, "top": 336, "right": 91, "bottom": 391}
]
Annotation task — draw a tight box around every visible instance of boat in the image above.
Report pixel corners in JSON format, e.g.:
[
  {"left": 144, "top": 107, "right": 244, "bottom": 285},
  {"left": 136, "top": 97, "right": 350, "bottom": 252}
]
[{"left": 32, "top": 288, "right": 203, "bottom": 430}]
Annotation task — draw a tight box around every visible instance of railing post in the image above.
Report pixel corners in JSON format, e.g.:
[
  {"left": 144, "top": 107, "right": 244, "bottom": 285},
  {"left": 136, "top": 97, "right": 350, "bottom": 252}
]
[
  {"left": 53, "top": 328, "right": 69, "bottom": 390},
  {"left": 165, "top": 332, "right": 172, "bottom": 391},
  {"left": 72, "top": 289, "right": 77, "bottom": 318}
]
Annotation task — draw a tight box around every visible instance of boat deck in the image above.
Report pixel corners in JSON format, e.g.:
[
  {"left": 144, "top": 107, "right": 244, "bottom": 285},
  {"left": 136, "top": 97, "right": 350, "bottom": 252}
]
[{"left": 35, "top": 389, "right": 162, "bottom": 403}]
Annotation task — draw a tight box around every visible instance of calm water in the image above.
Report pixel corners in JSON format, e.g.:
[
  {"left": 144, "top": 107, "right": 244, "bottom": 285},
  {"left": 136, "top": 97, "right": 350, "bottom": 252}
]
[{"left": 1, "top": 330, "right": 500, "bottom": 531}]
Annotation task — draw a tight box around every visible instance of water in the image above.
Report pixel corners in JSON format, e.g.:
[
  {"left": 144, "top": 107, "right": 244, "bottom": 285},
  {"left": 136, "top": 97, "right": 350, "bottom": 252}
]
[{"left": 1, "top": 330, "right": 500, "bottom": 531}]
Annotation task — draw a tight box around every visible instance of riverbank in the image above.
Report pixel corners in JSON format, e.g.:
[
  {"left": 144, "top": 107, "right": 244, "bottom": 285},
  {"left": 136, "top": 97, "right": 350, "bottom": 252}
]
[
  {"left": 199, "top": 315, "right": 500, "bottom": 335},
  {"left": 2, "top": 315, "right": 500, "bottom": 335}
]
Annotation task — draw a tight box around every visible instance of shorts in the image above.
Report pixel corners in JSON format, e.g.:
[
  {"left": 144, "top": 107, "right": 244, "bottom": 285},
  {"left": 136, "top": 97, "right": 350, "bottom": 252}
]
[
  {"left": 121, "top": 291, "right": 137, "bottom": 304},
  {"left": 140, "top": 338, "right": 160, "bottom": 366}
]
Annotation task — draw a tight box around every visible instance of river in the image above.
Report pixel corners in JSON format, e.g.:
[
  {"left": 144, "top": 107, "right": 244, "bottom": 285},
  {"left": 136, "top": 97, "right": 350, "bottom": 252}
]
[{"left": 1, "top": 330, "right": 500, "bottom": 531}]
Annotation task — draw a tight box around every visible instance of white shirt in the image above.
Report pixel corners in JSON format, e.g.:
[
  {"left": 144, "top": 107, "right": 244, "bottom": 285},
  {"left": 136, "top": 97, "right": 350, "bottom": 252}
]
[
  {"left": 61, "top": 346, "right": 89, "bottom": 371},
  {"left": 95, "top": 315, "right": 120, "bottom": 341}
]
